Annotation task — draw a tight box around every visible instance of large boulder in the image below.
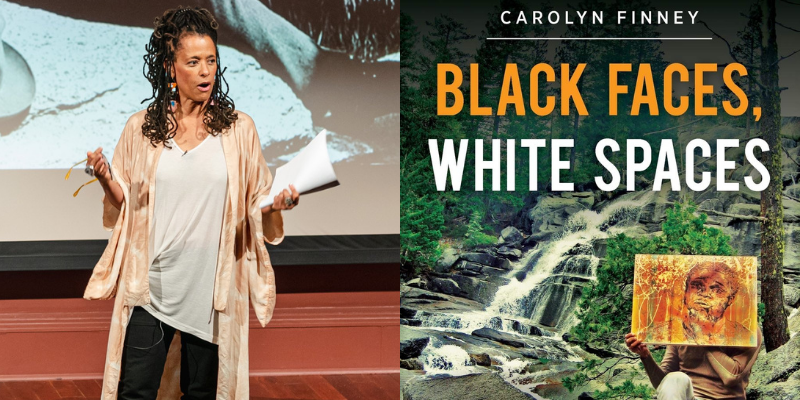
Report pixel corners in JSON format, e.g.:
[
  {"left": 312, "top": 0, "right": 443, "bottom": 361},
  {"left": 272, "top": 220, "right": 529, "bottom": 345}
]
[
  {"left": 400, "top": 326, "right": 583, "bottom": 367},
  {"left": 403, "top": 372, "right": 534, "bottom": 400},
  {"left": 527, "top": 194, "right": 592, "bottom": 240},
  {"left": 401, "top": 369, "right": 426, "bottom": 398},
  {"left": 401, "top": 307, "right": 418, "bottom": 319},
  {"left": 401, "top": 358, "right": 425, "bottom": 370},
  {"left": 459, "top": 252, "right": 512, "bottom": 270},
  {"left": 784, "top": 226, "right": 800, "bottom": 285},
  {"left": 637, "top": 190, "right": 680, "bottom": 229},
  {"left": 497, "top": 246, "right": 523, "bottom": 259},
  {"left": 450, "top": 274, "right": 505, "bottom": 305},
  {"left": 471, "top": 328, "right": 526, "bottom": 348},
  {"left": 498, "top": 226, "right": 524, "bottom": 245},
  {"left": 401, "top": 326, "right": 431, "bottom": 359},
  {"left": 553, "top": 255, "right": 596, "bottom": 277},
  {"left": 748, "top": 333, "right": 800, "bottom": 399},
  {"left": 435, "top": 248, "right": 460, "bottom": 273},
  {"left": 428, "top": 278, "right": 461, "bottom": 297},
  {"left": 790, "top": 310, "right": 800, "bottom": 335},
  {"left": 572, "top": 192, "right": 596, "bottom": 208},
  {"left": 724, "top": 219, "right": 761, "bottom": 261},
  {"left": 728, "top": 203, "right": 761, "bottom": 217},
  {"left": 427, "top": 275, "right": 504, "bottom": 305},
  {"left": 785, "top": 285, "right": 800, "bottom": 308},
  {"left": 401, "top": 286, "right": 487, "bottom": 315},
  {"left": 469, "top": 353, "right": 491, "bottom": 367},
  {"left": 591, "top": 238, "right": 608, "bottom": 259}
]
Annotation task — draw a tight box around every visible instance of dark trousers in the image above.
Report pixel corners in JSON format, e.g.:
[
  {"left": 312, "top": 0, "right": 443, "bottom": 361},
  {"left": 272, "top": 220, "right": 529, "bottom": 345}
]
[{"left": 118, "top": 306, "right": 218, "bottom": 400}]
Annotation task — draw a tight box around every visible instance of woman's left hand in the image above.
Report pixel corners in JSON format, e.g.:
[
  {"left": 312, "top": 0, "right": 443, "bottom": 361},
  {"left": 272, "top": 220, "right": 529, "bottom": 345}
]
[{"left": 262, "top": 184, "right": 299, "bottom": 213}]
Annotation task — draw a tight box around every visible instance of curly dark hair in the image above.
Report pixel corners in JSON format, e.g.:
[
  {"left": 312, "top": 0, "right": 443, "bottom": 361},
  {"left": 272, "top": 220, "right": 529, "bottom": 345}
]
[{"left": 141, "top": 6, "right": 238, "bottom": 148}]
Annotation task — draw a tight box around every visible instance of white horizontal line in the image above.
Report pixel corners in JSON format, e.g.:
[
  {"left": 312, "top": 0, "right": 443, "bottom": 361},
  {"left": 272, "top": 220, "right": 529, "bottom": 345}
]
[{"left": 487, "top": 37, "right": 712, "bottom": 41}]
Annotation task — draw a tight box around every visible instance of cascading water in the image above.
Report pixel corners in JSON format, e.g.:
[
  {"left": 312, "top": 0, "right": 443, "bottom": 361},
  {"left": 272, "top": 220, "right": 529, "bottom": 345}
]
[
  {"left": 406, "top": 191, "right": 657, "bottom": 397},
  {"left": 416, "top": 309, "right": 554, "bottom": 339},
  {"left": 413, "top": 191, "right": 656, "bottom": 337},
  {"left": 419, "top": 337, "right": 479, "bottom": 376},
  {"left": 485, "top": 191, "right": 655, "bottom": 334},
  {"left": 414, "top": 248, "right": 552, "bottom": 335}
]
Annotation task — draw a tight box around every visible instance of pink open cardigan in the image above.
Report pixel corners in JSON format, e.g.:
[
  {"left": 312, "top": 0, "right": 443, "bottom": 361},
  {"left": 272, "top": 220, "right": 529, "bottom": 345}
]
[{"left": 83, "top": 109, "right": 283, "bottom": 399}]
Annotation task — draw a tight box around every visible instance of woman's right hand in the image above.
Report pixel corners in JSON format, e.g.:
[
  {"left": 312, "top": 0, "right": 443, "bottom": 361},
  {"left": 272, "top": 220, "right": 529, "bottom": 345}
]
[
  {"left": 625, "top": 333, "right": 651, "bottom": 358},
  {"left": 87, "top": 147, "right": 111, "bottom": 185}
]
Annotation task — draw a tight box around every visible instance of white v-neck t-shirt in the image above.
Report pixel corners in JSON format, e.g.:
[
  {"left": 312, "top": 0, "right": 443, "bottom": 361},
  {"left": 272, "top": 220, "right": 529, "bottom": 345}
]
[{"left": 142, "top": 133, "right": 227, "bottom": 343}]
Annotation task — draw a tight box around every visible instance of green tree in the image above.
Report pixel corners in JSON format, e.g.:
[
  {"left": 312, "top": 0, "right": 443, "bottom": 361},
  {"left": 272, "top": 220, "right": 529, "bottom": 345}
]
[
  {"left": 758, "top": 0, "right": 790, "bottom": 351},
  {"left": 564, "top": 203, "right": 733, "bottom": 397},
  {"left": 474, "top": 0, "right": 550, "bottom": 139},
  {"left": 555, "top": 0, "right": 607, "bottom": 174},
  {"left": 401, "top": 158, "right": 444, "bottom": 276},
  {"left": 731, "top": 4, "right": 762, "bottom": 137},
  {"left": 575, "top": 0, "right": 674, "bottom": 184},
  {"left": 702, "top": 0, "right": 789, "bottom": 350},
  {"left": 573, "top": 202, "right": 732, "bottom": 349},
  {"left": 464, "top": 210, "right": 497, "bottom": 249},
  {"left": 455, "top": 1, "right": 552, "bottom": 228},
  {"left": 400, "top": 14, "right": 474, "bottom": 278}
]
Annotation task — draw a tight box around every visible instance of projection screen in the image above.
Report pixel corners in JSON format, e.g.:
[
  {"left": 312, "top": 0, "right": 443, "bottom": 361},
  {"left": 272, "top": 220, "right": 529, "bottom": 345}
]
[{"left": 0, "top": 0, "right": 399, "bottom": 242}]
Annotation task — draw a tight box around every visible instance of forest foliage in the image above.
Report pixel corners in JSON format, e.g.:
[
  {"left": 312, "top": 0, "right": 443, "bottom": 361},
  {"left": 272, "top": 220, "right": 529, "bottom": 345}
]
[
  {"left": 563, "top": 203, "right": 734, "bottom": 397},
  {"left": 399, "top": 0, "right": 756, "bottom": 277}
]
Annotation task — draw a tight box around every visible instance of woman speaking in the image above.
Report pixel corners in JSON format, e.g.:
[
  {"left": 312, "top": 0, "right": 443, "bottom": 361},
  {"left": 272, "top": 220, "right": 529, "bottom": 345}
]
[{"left": 82, "top": 7, "right": 299, "bottom": 399}]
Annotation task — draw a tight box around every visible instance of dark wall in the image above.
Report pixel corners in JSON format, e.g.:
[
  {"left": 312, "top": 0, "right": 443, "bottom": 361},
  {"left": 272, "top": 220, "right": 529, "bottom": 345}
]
[
  {"left": 0, "top": 235, "right": 399, "bottom": 299},
  {"left": 0, "top": 263, "right": 398, "bottom": 300}
]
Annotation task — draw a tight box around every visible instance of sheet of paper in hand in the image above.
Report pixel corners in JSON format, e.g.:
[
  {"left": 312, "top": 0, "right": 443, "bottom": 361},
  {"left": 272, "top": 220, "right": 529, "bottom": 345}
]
[
  {"left": 259, "top": 129, "right": 340, "bottom": 209},
  {"left": 631, "top": 254, "right": 758, "bottom": 347}
]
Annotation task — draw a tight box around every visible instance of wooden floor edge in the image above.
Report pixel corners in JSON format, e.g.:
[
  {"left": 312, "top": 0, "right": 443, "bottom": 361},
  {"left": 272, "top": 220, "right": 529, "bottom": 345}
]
[
  {"left": 0, "top": 292, "right": 400, "bottom": 332},
  {"left": 0, "top": 368, "right": 401, "bottom": 382}
]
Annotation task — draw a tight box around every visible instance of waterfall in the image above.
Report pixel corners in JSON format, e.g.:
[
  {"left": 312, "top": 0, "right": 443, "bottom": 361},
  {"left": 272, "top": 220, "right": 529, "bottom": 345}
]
[
  {"left": 485, "top": 191, "right": 655, "bottom": 333},
  {"left": 411, "top": 191, "right": 656, "bottom": 338},
  {"left": 416, "top": 310, "right": 552, "bottom": 336},
  {"left": 405, "top": 190, "right": 658, "bottom": 391}
]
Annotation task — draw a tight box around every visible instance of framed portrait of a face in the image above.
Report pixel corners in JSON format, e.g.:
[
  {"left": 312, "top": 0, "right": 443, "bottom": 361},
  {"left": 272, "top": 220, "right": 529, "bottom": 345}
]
[{"left": 631, "top": 254, "right": 758, "bottom": 347}]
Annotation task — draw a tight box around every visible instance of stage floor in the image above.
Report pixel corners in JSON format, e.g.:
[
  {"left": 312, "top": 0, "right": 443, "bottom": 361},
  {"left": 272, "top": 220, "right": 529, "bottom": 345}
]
[{"left": 0, "top": 373, "right": 400, "bottom": 400}]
